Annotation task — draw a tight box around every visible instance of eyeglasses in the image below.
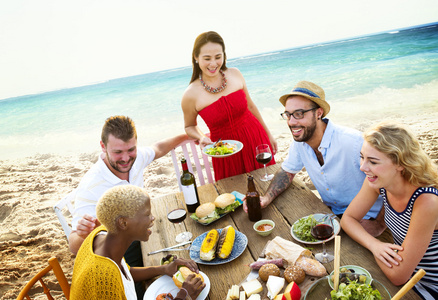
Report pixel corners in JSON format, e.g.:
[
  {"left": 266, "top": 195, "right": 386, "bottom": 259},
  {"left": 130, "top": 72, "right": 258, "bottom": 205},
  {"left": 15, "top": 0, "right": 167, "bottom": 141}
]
[{"left": 281, "top": 108, "right": 317, "bottom": 120}]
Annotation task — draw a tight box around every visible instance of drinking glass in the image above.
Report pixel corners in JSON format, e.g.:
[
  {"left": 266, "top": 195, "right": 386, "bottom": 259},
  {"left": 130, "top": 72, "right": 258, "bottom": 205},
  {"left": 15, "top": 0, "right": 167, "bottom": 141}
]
[
  {"left": 256, "top": 144, "right": 274, "bottom": 181},
  {"left": 311, "top": 214, "right": 335, "bottom": 263},
  {"left": 166, "top": 198, "right": 192, "bottom": 243}
]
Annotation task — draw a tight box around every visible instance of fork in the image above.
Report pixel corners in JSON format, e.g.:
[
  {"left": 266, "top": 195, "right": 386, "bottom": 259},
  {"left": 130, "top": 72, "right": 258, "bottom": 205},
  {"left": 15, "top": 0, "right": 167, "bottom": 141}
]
[{"left": 213, "top": 138, "right": 222, "bottom": 147}]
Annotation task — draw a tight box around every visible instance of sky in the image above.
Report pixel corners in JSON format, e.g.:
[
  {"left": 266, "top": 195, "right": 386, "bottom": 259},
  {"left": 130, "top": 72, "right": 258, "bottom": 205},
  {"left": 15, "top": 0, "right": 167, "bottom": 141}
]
[{"left": 0, "top": 0, "right": 437, "bottom": 100}]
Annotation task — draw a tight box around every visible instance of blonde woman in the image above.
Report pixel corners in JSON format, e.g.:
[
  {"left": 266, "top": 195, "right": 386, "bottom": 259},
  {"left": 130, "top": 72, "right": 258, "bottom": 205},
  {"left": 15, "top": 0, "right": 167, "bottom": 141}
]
[
  {"left": 70, "top": 185, "right": 204, "bottom": 300},
  {"left": 341, "top": 121, "right": 438, "bottom": 300}
]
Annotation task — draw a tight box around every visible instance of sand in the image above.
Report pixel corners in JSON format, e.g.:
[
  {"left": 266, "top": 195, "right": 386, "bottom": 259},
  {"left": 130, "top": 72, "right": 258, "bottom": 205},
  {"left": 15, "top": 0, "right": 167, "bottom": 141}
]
[{"left": 1, "top": 114, "right": 437, "bottom": 299}]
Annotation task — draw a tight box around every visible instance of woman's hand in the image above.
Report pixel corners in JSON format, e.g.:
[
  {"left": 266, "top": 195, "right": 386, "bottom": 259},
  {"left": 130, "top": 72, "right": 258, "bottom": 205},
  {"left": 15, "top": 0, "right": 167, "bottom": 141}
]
[
  {"left": 162, "top": 258, "right": 199, "bottom": 277},
  {"left": 269, "top": 135, "right": 278, "bottom": 155},
  {"left": 198, "top": 136, "right": 212, "bottom": 150},
  {"left": 182, "top": 273, "right": 206, "bottom": 299},
  {"left": 370, "top": 242, "right": 403, "bottom": 268}
]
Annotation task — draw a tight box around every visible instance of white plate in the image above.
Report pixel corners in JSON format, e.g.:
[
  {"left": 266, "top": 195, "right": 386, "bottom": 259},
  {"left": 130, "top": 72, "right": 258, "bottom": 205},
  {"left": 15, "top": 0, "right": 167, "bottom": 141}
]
[
  {"left": 202, "top": 140, "right": 243, "bottom": 158},
  {"left": 144, "top": 271, "right": 210, "bottom": 300},
  {"left": 190, "top": 229, "right": 248, "bottom": 265},
  {"left": 328, "top": 265, "right": 372, "bottom": 289},
  {"left": 290, "top": 213, "right": 341, "bottom": 245}
]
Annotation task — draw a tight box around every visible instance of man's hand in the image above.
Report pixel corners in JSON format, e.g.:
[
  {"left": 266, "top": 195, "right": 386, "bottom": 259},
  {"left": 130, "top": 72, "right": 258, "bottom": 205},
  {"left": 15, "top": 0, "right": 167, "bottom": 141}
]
[
  {"left": 76, "top": 214, "right": 100, "bottom": 239},
  {"left": 242, "top": 195, "right": 271, "bottom": 213}
]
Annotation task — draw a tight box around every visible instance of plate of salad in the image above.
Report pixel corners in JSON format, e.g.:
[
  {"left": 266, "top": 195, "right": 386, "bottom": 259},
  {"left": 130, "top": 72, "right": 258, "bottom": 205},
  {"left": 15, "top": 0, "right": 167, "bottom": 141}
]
[
  {"left": 202, "top": 140, "right": 243, "bottom": 158},
  {"left": 291, "top": 213, "right": 340, "bottom": 245}
]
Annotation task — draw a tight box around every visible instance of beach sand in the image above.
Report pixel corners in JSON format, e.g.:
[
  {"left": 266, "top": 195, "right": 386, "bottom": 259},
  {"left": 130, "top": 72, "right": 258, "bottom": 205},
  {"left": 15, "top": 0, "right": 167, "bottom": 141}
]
[{"left": 1, "top": 114, "right": 437, "bottom": 299}]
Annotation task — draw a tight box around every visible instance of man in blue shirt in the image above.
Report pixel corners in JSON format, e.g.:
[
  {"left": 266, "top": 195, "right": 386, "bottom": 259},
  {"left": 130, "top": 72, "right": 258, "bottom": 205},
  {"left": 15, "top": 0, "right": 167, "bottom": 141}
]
[{"left": 247, "top": 81, "right": 385, "bottom": 236}]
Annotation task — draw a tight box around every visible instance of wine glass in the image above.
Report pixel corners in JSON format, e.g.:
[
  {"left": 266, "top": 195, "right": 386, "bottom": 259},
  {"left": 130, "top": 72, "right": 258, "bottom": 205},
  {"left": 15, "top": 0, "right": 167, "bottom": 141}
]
[
  {"left": 166, "top": 198, "right": 192, "bottom": 243},
  {"left": 256, "top": 144, "right": 274, "bottom": 181},
  {"left": 311, "top": 214, "right": 335, "bottom": 263}
]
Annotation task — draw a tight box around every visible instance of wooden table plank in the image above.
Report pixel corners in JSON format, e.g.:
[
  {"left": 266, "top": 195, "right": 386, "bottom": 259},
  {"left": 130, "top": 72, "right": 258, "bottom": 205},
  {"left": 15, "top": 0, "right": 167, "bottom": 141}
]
[{"left": 142, "top": 164, "right": 421, "bottom": 300}]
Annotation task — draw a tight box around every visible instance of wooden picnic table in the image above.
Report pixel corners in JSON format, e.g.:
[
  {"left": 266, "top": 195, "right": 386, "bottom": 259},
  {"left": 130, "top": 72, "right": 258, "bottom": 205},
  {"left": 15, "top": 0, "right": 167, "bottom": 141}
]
[{"left": 141, "top": 164, "right": 420, "bottom": 299}]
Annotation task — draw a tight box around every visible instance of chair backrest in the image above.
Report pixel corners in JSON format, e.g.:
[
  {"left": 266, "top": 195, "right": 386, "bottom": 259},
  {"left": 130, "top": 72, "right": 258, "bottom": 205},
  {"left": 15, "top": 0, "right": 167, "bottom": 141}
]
[
  {"left": 53, "top": 190, "right": 76, "bottom": 240},
  {"left": 17, "top": 257, "right": 70, "bottom": 300},
  {"left": 170, "top": 139, "right": 214, "bottom": 191}
]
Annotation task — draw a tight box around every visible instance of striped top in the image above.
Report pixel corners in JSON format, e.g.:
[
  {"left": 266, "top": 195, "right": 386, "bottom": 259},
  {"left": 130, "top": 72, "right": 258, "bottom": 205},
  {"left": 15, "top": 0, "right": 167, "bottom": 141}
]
[{"left": 381, "top": 186, "right": 438, "bottom": 300}]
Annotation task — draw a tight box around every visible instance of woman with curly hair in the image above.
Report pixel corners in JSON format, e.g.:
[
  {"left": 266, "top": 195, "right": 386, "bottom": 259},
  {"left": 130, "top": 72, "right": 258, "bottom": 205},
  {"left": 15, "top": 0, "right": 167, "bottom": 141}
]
[
  {"left": 341, "top": 121, "right": 438, "bottom": 300},
  {"left": 70, "top": 185, "right": 205, "bottom": 300}
]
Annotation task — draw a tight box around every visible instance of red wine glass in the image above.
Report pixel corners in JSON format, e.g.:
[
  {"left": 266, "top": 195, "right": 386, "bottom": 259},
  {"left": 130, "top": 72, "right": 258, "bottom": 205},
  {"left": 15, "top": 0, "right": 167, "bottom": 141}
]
[
  {"left": 311, "top": 214, "right": 335, "bottom": 263},
  {"left": 166, "top": 198, "right": 192, "bottom": 243},
  {"left": 256, "top": 144, "right": 274, "bottom": 181}
]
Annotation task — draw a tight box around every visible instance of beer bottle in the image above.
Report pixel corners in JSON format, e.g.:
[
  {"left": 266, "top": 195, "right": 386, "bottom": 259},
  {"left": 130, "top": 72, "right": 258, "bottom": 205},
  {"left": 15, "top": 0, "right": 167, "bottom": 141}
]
[
  {"left": 180, "top": 158, "right": 200, "bottom": 213},
  {"left": 246, "top": 174, "right": 262, "bottom": 221}
]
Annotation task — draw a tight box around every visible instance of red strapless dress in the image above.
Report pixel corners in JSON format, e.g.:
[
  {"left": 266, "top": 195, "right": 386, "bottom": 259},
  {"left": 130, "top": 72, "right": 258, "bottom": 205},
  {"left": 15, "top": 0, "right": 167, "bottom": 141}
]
[{"left": 199, "top": 89, "right": 275, "bottom": 181}]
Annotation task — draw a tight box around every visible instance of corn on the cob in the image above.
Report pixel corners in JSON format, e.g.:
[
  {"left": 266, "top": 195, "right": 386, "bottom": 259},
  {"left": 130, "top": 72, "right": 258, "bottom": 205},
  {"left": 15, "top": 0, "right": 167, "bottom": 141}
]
[
  {"left": 200, "top": 229, "right": 219, "bottom": 261},
  {"left": 216, "top": 225, "right": 235, "bottom": 259}
]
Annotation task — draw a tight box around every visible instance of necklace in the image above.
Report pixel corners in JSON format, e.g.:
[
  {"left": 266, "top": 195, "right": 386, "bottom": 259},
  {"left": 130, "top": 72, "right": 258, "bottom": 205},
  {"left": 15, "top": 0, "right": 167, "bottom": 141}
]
[{"left": 200, "top": 69, "right": 227, "bottom": 94}]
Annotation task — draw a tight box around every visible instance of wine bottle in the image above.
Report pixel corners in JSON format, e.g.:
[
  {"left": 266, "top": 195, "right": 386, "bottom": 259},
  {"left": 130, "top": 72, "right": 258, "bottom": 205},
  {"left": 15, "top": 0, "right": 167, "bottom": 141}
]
[
  {"left": 180, "top": 158, "right": 200, "bottom": 213},
  {"left": 246, "top": 174, "right": 262, "bottom": 222}
]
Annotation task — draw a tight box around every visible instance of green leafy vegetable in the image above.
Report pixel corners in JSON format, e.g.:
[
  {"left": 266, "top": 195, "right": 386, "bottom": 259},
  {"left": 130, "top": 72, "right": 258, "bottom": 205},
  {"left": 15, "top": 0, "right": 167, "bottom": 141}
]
[
  {"left": 330, "top": 280, "right": 382, "bottom": 300},
  {"left": 293, "top": 215, "right": 319, "bottom": 242},
  {"left": 205, "top": 143, "right": 236, "bottom": 155}
]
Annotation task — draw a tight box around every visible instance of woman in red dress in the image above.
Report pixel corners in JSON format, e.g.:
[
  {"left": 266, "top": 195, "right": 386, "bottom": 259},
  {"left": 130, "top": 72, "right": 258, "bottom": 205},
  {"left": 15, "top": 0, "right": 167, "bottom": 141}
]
[{"left": 181, "top": 31, "right": 277, "bottom": 181}]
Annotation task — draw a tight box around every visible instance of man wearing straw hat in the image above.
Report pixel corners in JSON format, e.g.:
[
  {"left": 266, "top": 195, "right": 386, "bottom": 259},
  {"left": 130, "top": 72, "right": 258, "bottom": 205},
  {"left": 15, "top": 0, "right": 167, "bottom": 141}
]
[{"left": 245, "top": 81, "right": 385, "bottom": 236}]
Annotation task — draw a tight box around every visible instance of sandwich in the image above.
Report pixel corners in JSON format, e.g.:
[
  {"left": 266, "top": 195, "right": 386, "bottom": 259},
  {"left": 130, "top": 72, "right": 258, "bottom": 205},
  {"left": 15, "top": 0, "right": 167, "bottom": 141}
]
[
  {"left": 190, "top": 193, "right": 240, "bottom": 224},
  {"left": 214, "top": 193, "right": 240, "bottom": 215},
  {"left": 191, "top": 202, "right": 219, "bottom": 224},
  {"left": 172, "top": 266, "right": 204, "bottom": 288}
]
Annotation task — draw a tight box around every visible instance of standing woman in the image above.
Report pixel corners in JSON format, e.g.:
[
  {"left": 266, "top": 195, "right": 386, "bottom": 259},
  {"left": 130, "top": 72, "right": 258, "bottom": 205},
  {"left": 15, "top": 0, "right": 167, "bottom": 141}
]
[
  {"left": 341, "top": 121, "right": 438, "bottom": 300},
  {"left": 181, "top": 31, "right": 277, "bottom": 181}
]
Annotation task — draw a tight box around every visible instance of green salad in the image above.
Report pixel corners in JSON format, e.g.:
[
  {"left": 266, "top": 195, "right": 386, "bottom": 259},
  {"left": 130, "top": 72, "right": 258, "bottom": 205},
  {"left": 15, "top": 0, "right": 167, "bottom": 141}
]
[
  {"left": 293, "top": 214, "right": 319, "bottom": 242},
  {"left": 330, "top": 281, "right": 382, "bottom": 300},
  {"left": 205, "top": 142, "right": 236, "bottom": 155}
]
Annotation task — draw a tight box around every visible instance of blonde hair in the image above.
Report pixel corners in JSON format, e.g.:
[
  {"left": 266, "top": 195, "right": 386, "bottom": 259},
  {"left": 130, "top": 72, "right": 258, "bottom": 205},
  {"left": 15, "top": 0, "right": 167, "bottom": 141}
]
[
  {"left": 96, "top": 185, "right": 150, "bottom": 233},
  {"left": 364, "top": 121, "right": 438, "bottom": 188}
]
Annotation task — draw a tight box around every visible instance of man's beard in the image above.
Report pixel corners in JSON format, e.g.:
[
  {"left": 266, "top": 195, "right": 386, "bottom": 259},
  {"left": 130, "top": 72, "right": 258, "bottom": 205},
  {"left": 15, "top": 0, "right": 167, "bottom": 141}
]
[
  {"left": 108, "top": 156, "right": 134, "bottom": 173},
  {"left": 290, "top": 118, "right": 317, "bottom": 143}
]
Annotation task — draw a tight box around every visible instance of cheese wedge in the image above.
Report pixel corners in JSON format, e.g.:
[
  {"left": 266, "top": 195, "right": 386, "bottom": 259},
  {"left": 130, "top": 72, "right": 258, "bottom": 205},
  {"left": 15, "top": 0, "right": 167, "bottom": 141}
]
[
  {"left": 266, "top": 275, "right": 285, "bottom": 299},
  {"left": 248, "top": 295, "right": 261, "bottom": 300},
  {"left": 241, "top": 279, "right": 263, "bottom": 297},
  {"left": 240, "top": 291, "right": 246, "bottom": 300}
]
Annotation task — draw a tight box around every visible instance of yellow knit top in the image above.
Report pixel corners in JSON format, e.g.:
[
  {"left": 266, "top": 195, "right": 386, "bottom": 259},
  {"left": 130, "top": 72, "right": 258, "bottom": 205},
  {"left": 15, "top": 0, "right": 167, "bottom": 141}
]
[{"left": 70, "top": 226, "right": 130, "bottom": 300}]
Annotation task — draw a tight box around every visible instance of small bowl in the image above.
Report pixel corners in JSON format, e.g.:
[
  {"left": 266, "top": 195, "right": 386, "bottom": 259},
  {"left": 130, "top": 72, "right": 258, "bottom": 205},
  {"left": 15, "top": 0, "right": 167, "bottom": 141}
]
[{"left": 253, "top": 219, "right": 275, "bottom": 236}]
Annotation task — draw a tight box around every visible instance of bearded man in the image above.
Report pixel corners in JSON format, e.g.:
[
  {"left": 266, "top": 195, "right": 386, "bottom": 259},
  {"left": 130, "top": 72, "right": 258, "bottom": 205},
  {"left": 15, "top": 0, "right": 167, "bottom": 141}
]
[
  {"left": 68, "top": 115, "right": 188, "bottom": 299},
  {"left": 244, "top": 81, "right": 385, "bottom": 237}
]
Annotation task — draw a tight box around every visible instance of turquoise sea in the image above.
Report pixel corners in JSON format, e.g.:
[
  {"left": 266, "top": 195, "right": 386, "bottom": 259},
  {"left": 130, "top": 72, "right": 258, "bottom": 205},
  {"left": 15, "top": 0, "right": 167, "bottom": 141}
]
[{"left": 1, "top": 23, "right": 437, "bottom": 160}]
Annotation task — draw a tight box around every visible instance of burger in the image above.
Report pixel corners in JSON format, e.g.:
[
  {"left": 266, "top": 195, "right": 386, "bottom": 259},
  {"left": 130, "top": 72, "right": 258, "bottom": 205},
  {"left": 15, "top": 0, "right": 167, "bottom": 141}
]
[
  {"left": 191, "top": 202, "right": 219, "bottom": 224},
  {"left": 172, "top": 267, "right": 204, "bottom": 288},
  {"left": 214, "top": 193, "right": 240, "bottom": 215},
  {"left": 190, "top": 193, "right": 240, "bottom": 224}
]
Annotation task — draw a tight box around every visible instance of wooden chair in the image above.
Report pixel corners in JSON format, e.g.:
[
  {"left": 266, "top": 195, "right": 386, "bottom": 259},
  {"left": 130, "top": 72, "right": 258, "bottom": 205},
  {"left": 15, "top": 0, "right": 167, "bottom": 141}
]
[
  {"left": 53, "top": 189, "right": 76, "bottom": 240},
  {"left": 16, "top": 257, "right": 70, "bottom": 300},
  {"left": 170, "top": 139, "right": 214, "bottom": 191}
]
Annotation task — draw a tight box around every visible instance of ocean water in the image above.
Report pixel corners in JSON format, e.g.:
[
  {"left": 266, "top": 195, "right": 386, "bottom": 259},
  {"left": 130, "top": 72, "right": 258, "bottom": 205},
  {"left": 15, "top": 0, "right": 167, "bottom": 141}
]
[{"left": 1, "top": 23, "right": 438, "bottom": 160}]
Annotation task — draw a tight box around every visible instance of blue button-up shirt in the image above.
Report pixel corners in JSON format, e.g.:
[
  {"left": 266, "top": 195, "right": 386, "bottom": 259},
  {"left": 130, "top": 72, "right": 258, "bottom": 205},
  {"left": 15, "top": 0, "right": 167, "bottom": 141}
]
[{"left": 282, "top": 119, "right": 382, "bottom": 218}]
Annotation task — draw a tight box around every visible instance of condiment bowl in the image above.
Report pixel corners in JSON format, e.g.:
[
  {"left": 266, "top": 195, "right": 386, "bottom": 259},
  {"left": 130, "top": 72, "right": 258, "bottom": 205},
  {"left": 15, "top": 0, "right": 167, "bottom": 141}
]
[{"left": 253, "top": 219, "right": 275, "bottom": 236}]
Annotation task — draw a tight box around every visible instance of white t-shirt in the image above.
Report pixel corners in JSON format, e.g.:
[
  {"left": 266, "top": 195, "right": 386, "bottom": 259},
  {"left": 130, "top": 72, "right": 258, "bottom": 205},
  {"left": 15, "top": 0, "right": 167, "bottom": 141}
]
[{"left": 72, "top": 147, "right": 155, "bottom": 230}]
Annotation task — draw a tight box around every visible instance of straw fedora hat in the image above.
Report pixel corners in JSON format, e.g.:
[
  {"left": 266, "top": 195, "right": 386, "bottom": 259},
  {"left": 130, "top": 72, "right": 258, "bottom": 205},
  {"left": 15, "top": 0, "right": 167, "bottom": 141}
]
[{"left": 279, "top": 81, "right": 330, "bottom": 117}]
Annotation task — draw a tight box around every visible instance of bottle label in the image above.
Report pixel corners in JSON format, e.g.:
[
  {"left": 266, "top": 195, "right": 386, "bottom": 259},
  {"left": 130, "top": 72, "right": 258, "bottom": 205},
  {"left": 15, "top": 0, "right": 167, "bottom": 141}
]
[{"left": 182, "top": 184, "right": 198, "bottom": 205}]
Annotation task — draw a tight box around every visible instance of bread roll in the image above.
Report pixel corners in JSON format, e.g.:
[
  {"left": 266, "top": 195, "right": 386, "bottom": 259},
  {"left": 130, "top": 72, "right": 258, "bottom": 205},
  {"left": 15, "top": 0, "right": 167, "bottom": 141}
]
[
  {"left": 258, "top": 263, "right": 281, "bottom": 282},
  {"left": 172, "top": 267, "right": 204, "bottom": 288},
  {"left": 295, "top": 256, "right": 326, "bottom": 277},
  {"left": 283, "top": 265, "right": 306, "bottom": 284},
  {"left": 195, "top": 202, "right": 216, "bottom": 219},
  {"left": 214, "top": 193, "right": 236, "bottom": 208}
]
